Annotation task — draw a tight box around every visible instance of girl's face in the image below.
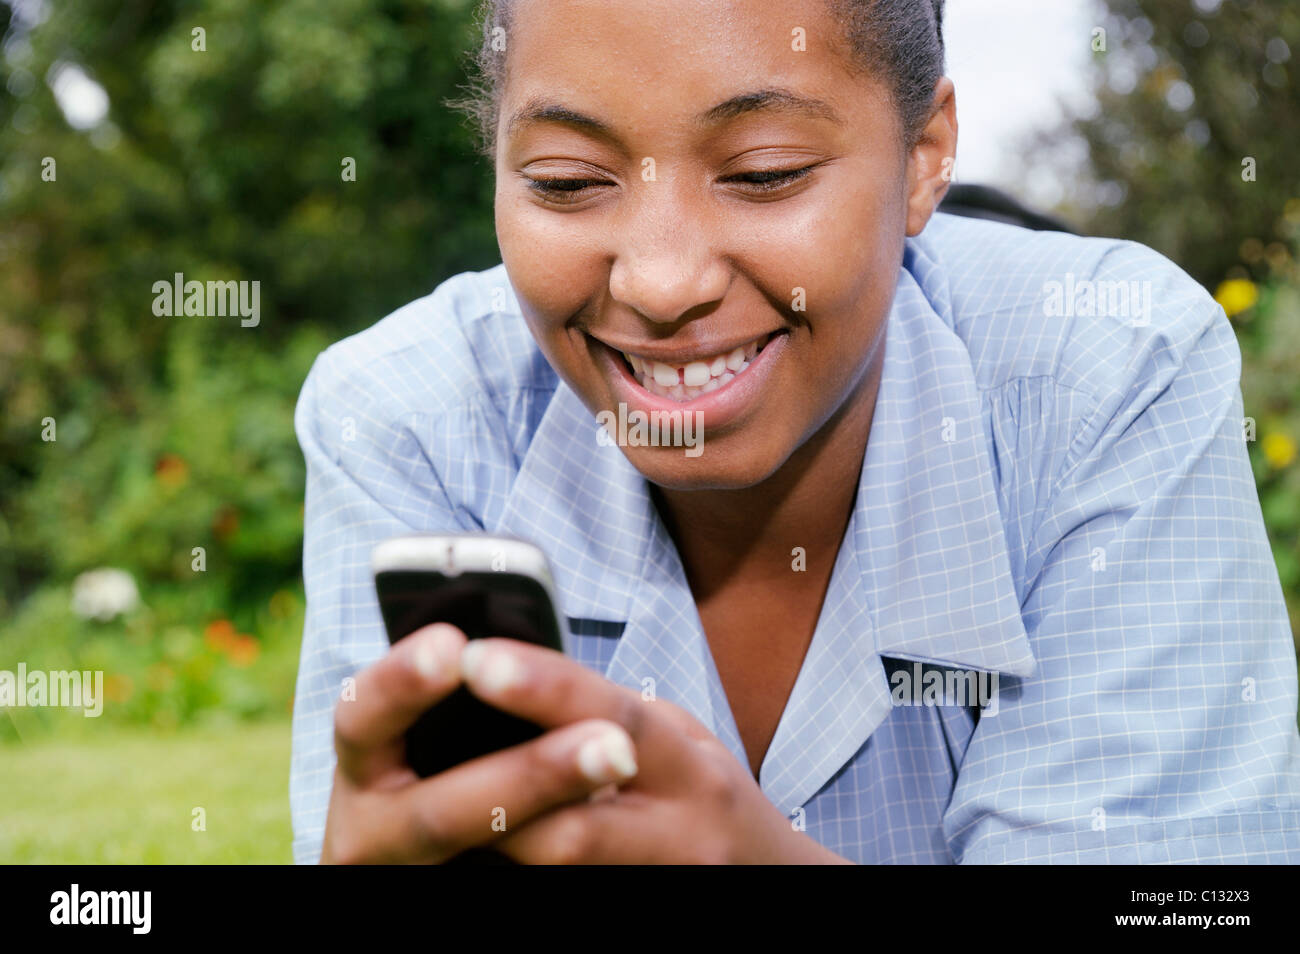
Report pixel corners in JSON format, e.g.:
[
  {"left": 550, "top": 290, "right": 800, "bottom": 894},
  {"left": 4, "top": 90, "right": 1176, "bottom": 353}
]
[{"left": 495, "top": 0, "right": 953, "bottom": 491}]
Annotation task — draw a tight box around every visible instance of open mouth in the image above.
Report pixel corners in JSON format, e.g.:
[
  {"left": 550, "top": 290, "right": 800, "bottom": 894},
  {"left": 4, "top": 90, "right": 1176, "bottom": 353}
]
[{"left": 618, "top": 332, "right": 778, "bottom": 402}]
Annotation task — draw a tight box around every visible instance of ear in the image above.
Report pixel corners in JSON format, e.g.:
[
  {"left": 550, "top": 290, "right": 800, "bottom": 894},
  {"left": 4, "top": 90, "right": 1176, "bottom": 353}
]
[{"left": 904, "top": 77, "right": 958, "bottom": 237}]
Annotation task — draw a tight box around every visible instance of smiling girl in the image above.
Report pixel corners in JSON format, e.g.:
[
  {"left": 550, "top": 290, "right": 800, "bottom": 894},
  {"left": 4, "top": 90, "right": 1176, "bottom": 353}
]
[{"left": 290, "top": 0, "right": 1300, "bottom": 863}]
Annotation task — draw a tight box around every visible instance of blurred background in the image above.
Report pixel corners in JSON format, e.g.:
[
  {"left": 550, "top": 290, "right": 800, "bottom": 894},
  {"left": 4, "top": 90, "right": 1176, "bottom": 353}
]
[{"left": 1, "top": 0, "right": 1296, "bottom": 863}]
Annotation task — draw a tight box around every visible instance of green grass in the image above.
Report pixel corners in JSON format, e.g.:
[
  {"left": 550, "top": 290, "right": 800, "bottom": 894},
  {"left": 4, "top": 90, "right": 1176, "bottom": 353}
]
[{"left": 0, "top": 719, "right": 293, "bottom": 863}]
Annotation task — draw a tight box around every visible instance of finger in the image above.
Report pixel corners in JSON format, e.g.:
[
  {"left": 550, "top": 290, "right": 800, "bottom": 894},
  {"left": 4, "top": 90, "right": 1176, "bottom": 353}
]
[
  {"left": 493, "top": 796, "right": 667, "bottom": 865},
  {"left": 387, "top": 718, "right": 639, "bottom": 863},
  {"left": 629, "top": 693, "right": 719, "bottom": 744},
  {"left": 334, "top": 623, "right": 466, "bottom": 785},
  {"left": 458, "top": 638, "right": 715, "bottom": 750}
]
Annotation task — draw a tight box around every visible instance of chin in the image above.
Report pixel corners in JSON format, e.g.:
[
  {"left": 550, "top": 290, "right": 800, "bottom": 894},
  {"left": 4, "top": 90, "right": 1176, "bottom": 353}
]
[{"left": 619, "top": 439, "right": 791, "bottom": 492}]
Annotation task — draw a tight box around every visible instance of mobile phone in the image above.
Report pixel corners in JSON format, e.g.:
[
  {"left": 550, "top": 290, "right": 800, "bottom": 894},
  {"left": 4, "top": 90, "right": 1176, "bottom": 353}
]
[{"left": 370, "top": 533, "right": 570, "bottom": 779}]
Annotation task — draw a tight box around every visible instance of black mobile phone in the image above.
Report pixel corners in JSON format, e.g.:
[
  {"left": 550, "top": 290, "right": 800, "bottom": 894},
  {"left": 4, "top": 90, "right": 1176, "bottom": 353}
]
[
  {"left": 371, "top": 533, "right": 569, "bottom": 778},
  {"left": 371, "top": 533, "right": 570, "bottom": 866}
]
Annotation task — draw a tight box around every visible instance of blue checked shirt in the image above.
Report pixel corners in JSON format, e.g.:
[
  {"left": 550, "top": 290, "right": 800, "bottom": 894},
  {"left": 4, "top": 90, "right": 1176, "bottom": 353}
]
[{"left": 290, "top": 212, "right": 1300, "bottom": 864}]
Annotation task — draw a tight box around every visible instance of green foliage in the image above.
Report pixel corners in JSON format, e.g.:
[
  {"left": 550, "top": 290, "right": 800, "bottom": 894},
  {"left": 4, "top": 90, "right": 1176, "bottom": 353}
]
[
  {"left": 1041, "top": 0, "right": 1299, "bottom": 289},
  {"left": 1039, "top": 0, "right": 1300, "bottom": 645},
  {"left": 0, "top": 573, "right": 305, "bottom": 741},
  {"left": 1237, "top": 278, "right": 1300, "bottom": 636},
  {"left": 0, "top": 0, "right": 496, "bottom": 606},
  {"left": 0, "top": 324, "right": 320, "bottom": 738},
  {"left": 0, "top": 1, "right": 496, "bottom": 731}
]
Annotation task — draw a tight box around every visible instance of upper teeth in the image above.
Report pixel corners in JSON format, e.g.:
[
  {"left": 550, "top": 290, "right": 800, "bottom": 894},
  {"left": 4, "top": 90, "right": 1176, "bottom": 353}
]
[{"left": 622, "top": 336, "right": 768, "bottom": 402}]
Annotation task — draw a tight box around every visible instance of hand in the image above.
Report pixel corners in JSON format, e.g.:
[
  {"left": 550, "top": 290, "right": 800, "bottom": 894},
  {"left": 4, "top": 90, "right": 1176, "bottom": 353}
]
[
  {"left": 320, "top": 623, "right": 642, "bottom": 864},
  {"left": 462, "top": 637, "right": 850, "bottom": 864}
]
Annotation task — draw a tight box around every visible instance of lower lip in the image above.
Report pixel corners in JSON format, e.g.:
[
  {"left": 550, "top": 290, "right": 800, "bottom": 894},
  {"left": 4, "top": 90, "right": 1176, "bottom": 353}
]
[{"left": 595, "top": 332, "right": 789, "bottom": 433}]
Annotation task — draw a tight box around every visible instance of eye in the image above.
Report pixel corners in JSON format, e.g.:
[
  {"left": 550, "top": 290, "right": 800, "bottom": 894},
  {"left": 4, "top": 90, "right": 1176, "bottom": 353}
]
[
  {"left": 724, "top": 165, "right": 818, "bottom": 194},
  {"left": 522, "top": 163, "right": 820, "bottom": 204},
  {"left": 524, "top": 175, "right": 610, "bottom": 204}
]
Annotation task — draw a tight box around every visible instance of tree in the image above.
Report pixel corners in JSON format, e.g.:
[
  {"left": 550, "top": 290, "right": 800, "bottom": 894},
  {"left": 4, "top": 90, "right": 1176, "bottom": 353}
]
[
  {"left": 1035, "top": 0, "right": 1299, "bottom": 289},
  {"left": 0, "top": 0, "right": 496, "bottom": 611}
]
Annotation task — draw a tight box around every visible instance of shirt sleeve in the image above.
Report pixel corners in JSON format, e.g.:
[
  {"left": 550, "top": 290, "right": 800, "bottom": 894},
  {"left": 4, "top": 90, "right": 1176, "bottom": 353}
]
[
  {"left": 946, "top": 246, "right": 1300, "bottom": 863},
  {"left": 288, "top": 344, "right": 471, "bottom": 864}
]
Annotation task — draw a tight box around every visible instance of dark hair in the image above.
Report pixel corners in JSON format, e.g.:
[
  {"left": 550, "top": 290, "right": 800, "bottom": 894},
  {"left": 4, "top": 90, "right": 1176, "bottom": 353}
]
[{"left": 447, "top": 0, "right": 946, "bottom": 160}]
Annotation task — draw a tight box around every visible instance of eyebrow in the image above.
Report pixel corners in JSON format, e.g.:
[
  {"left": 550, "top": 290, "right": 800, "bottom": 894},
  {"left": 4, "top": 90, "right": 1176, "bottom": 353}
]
[{"left": 504, "top": 86, "right": 844, "bottom": 141}]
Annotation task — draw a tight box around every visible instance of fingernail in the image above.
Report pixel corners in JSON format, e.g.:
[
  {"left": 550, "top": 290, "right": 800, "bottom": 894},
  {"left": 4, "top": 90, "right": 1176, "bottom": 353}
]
[
  {"left": 576, "top": 727, "right": 638, "bottom": 785},
  {"left": 414, "top": 638, "right": 441, "bottom": 680},
  {"left": 461, "top": 642, "right": 523, "bottom": 693},
  {"left": 414, "top": 626, "right": 461, "bottom": 681},
  {"left": 432, "top": 625, "right": 464, "bottom": 674}
]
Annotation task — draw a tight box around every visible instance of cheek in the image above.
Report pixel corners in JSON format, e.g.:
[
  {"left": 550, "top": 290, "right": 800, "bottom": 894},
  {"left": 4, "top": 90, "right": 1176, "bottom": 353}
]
[
  {"left": 494, "top": 191, "right": 605, "bottom": 361},
  {"left": 742, "top": 177, "right": 902, "bottom": 361},
  {"left": 731, "top": 156, "right": 903, "bottom": 293},
  {"left": 744, "top": 192, "right": 900, "bottom": 447},
  {"left": 806, "top": 234, "right": 898, "bottom": 412}
]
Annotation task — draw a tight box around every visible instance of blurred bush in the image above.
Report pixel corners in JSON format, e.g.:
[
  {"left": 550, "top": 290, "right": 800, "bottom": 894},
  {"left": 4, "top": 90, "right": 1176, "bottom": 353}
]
[
  {"left": 1234, "top": 272, "right": 1300, "bottom": 636},
  {"left": 1039, "top": 0, "right": 1300, "bottom": 642},
  {"left": 1039, "top": 0, "right": 1298, "bottom": 289},
  {"left": 0, "top": 326, "right": 323, "bottom": 740},
  {"left": 0, "top": 0, "right": 496, "bottom": 735},
  {"left": 0, "top": 0, "right": 495, "bottom": 576}
]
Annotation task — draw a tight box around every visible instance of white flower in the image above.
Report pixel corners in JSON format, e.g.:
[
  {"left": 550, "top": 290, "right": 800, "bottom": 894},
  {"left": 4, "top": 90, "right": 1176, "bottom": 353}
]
[{"left": 71, "top": 568, "right": 140, "bottom": 621}]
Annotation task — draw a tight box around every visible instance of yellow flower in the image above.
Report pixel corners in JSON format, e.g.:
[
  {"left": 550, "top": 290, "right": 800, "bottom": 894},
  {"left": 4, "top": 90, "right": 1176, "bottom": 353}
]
[
  {"left": 1262, "top": 432, "right": 1297, "bottom": 470},
  {"left": 1214, "top": 278, "right": 1259, "bottom": 317}
]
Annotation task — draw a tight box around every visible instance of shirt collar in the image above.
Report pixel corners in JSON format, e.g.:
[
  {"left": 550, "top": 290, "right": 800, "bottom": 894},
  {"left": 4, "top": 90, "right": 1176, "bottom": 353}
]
[{"left": 497, "top": 254, "right": 1035, "bottom": 809}]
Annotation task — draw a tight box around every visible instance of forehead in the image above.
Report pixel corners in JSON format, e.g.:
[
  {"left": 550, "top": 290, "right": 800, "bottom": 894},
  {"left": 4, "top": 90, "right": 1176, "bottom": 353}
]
[{"left": 500, "top": 0, "right": 879, "bottom": 142}]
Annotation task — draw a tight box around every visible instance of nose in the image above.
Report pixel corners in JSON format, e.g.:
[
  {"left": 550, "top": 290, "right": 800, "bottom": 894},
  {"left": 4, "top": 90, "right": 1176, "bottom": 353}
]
[{"left": 608, "top": 186, "right": 730, "bottom": 325}]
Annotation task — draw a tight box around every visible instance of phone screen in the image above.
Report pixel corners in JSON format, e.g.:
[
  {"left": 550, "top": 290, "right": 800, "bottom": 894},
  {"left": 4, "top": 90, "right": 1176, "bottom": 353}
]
[
  {"left": 376, "top": 570, "right": 564, "bottom": 651},
  {"left": 374, "top": 568, "right": 565, "bottom": 779}
]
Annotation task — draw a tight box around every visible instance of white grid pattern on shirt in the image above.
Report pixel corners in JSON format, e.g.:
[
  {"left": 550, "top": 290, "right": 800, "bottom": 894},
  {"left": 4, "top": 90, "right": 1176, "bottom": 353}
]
[{"left": 289, "top": 213, "right": 1300, "bottom": 864}]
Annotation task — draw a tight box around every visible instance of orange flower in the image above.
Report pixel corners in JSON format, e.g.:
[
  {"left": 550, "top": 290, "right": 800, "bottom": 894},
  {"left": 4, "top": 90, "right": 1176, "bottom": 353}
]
[
  {"left": 204, "top": 619, "right": 238, "bottom": 652},
  {"left": 154, "top": 453, "right": 189, "bottom": 488},
  {"left": 227, "top": 635, "right": 261, "bottom": 668}
]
